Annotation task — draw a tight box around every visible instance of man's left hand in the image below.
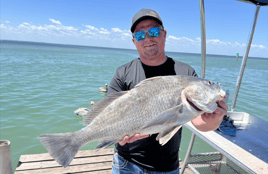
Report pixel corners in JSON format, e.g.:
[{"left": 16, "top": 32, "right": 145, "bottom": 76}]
[{"left": 201, "top": 100, "right": 228, "bottom": 122}]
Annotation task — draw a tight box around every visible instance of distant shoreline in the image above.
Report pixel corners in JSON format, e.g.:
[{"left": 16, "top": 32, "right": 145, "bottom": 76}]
[{"left": 1, "top": 39, "right": 267, "bottom": 60}]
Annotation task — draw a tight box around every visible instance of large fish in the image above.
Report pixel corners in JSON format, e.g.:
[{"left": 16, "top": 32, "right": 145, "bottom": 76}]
[{"left": 38, "top": 75, "right": 225, "bottom": 167}]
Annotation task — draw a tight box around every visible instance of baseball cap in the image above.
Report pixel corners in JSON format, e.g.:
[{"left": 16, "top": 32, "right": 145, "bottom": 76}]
[{"left": 131, "top": 8, "right": 164, "bottom": 33}]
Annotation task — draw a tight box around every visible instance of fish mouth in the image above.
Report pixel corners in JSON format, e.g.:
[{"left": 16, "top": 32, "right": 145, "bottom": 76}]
[
  {"left": 219, "top": 89, "right": 226, "bottom": 100},
  {"left": 186, "top": 97, "right": 202, "bottom": 112}
]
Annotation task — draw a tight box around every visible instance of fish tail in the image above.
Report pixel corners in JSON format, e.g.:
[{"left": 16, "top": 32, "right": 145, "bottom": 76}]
[{"left": 38, "top": 132, "right": 87, "bottom": 167}]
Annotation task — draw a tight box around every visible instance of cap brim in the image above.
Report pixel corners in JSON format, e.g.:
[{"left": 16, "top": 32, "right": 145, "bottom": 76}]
[{"left": 131, "top": 16, "right": 163, "bottom": 33}]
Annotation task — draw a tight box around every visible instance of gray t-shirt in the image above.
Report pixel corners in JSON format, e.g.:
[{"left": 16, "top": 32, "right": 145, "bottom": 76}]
[{"left": 108, "top": 57, "right": 197, "bottom": 172}]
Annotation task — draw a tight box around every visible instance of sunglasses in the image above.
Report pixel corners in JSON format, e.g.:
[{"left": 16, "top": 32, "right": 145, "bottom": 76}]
[{"left": 132, "top": 26, "right": 164, "bottom": 42}]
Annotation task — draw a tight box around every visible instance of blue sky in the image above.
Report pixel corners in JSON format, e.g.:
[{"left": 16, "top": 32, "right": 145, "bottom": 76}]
[{"left": 1, "top": 0, "right": 268, "bottom": 57}]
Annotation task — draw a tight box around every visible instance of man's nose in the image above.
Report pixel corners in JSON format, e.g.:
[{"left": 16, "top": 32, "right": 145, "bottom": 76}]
[{"left": 144, "top": 32, "right": 152, "bottom": 41}]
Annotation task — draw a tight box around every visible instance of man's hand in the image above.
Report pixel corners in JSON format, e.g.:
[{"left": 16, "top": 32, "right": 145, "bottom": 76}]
[
  {"left": 119, "top": 133, "right": 149, "bottom": 146},
  {"left": 201, "top": 100, "right": 228, "bottom": 122},
  {"left": 192, "top": 100, "right": 228, "bottom": 132}
]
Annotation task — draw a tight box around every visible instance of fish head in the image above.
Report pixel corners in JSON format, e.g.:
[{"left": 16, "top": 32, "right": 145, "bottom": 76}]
[{"left": 183, "top": 78, "right": 225, "bottom": 113}]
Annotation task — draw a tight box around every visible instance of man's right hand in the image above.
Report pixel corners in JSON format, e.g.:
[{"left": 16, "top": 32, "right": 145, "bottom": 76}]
[{"left": 119, "top": 133, "right": 149, "bottom": 146}]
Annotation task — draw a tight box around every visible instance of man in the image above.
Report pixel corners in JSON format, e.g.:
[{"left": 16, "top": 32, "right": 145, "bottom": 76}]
[{"left": 108, "top": 8, "right": 227, "bottom": 174}]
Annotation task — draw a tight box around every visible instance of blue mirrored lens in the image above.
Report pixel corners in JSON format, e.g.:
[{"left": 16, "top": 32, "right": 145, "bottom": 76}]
[
  {"left": 148, "top": 27, "right": 160, "bottom": 37},
  {"left": 134, "top": 27, "right": 162, "bottom": 42},
  {"left": 135, "top": 31, "right": 146, "bottom": 42}
]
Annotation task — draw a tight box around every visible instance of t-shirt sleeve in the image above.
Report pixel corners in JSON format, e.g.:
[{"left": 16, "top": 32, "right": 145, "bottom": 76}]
[
  {"left": 172, "top": 58, "right": 198, "bottom": 78},
  {"left": 107, "top": 66, "right": 125, "bottom": 95}
]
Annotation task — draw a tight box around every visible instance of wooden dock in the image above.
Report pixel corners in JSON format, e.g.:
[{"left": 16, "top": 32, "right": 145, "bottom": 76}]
[{"left": 15, "top": 148, "right": 193, "bottom": 174}]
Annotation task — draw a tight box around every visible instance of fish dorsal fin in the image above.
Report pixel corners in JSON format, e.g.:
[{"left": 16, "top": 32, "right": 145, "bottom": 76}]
[
  {"left": 82, "top": 91, "right": 127, "bottom": 125},
  {"left": 135, "top": 76, "right": 163, "bottom": 88}
]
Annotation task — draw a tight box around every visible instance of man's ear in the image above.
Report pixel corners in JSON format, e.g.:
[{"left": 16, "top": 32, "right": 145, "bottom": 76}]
[
  {"left": 132, "top": 37, "right": 136, "bottom": 46},
  {"left": 164, "top": 29, "right": 167, "bottom": 42}
]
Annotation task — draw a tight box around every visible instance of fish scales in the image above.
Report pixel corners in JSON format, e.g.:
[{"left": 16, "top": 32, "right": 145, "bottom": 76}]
[
  {"left": 91, "top": 77, "right": 179, "bottom": 137},
  {"left": 107, "top": 79, "right": 178, "bottom": 136},
  {"left": 38, "top": 75, "right": 225, "bottom": 167},
  {"left": 100, "top": 77, "right": 181, "bottom": 139}
]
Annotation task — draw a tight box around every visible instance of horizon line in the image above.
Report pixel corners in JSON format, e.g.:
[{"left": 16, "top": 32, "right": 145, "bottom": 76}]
[{"left": 1, "top": 39, "right": 267, "bottom": 59}]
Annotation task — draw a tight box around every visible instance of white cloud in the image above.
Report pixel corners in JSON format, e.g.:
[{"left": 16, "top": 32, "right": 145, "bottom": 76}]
[
  {"left": 166, "top": 35, "right": 267, "bottom": 50},
  {"left": 167, "top": 35, "right": 180, "bottom": 41},
  {"left": 165, "top": 35, "right": 267, "bottom": 56},
  {"left": 123, "top": 33, "right": 131, "bottom": 37},
  {"left": 5, "top": 21, "right": 10, "bottom": 23},
  {"left": 99, "top": 30, "right": 110, "bottom": 34},
  {"left": 81, "top": 25, "right": 112, "bottom": 36},
  {"left": 49, "top": 18, "right": 62, "bottom": 25},
  {"left": 99, "top": 28, "right": 110, "bottom": 34},
  {"left": 84, "top": 25, "right": 99, "bottom": 31},
  {"left": 79, "top": 25, "right": 131, "bottom": 40},
  {"left": 0, "top": 24, "right": 7, "bottom": 28},
  {"left": 100, "top": 27, "right": 107, "bottom": 31},
  {"left": 111, "top": 28, "right": 122, "bottom": 32},
  {"left": 251, "top": 44, "right": 266, "bottom": 49},
  {"left": 1, "top": 21, "right": 267, "bottom": 57},
  {"left": 1, "top": 21, "right": 78, "bottom": 38},
  {"left": 207, "top": 39, "right": 222, "bottom": 44},
  {"left": 167, "top": 35, "right": 199, "bottom": 46}
]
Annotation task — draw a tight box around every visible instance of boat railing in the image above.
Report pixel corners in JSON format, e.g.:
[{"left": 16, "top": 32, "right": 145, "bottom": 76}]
[{"left": 181, "top": 0, "right": 268, "bottom": 173}]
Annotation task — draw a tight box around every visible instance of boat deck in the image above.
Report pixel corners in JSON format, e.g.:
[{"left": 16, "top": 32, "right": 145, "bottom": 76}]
[
  {"left": 183, "top": 112, "right": 268, "bottom": 174},
  {"left": 15, "top": 148, "right": 194, "bottom": 174}
]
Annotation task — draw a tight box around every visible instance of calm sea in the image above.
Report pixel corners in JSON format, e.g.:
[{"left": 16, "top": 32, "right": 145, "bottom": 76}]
[{"left": 1, "top": 40, "right": 268, "bottom": 172}]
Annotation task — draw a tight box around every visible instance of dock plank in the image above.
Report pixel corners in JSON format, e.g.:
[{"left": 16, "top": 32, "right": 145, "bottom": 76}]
[
  {"left": 16, "top": 155, "right": 113, "bottom": 170},
  {"left": 19, "top": 148, "right": 114, "bottom": 162},
  {"left": 15, "top": 149, "right": 193, "bottom": 174},
  {"left": 76, "top": 170, "right": 112, "bottom": 174},
  {"left": 15, "top": 161, "right": 112, "bottom": 174}
]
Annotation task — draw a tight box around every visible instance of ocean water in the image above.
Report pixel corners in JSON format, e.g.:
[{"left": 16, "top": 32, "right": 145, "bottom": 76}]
[{"left": 1, "top": 40, "right": 268, "bottom": 172}]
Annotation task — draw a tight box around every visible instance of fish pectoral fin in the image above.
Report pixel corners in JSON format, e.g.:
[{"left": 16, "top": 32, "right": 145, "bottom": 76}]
[
  {"left": 140, "top": 104, "right": 183, "bottom": 132},
  {"left": 95, "top": 140, "right": 117, "bottom": 152},
  {"left": 156, "top": 125, "right": 182, "bottom": 146},
  {"left": 83, "top": 91, "right": 127, "bottom": 125}
]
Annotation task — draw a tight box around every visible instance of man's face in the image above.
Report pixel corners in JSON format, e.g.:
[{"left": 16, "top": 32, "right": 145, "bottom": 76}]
[{"left": 132, "top": 20, "right": 166, "bottom": 59}]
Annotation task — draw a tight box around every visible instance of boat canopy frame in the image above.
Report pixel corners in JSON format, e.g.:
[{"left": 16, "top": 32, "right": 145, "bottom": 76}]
[{"left": 181, "top": 0, "right": 268, "bottom": 173}]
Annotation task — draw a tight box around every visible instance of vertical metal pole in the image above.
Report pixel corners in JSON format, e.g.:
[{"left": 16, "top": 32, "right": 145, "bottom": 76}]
[
  {"left": 200, "top": 0, "right": 206, "bottom": 78},
  {"left": 181, "top": 2, "right": 206, "bottom": 173},
  {"left": 0, "top": 140, "right": 13, "bottom": 174},
  {"left": 231, "top": 5, "right": 261, "bottom": 112},
  {"left": 180, "top": 133, "right": 196, "bottom": 173}
]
